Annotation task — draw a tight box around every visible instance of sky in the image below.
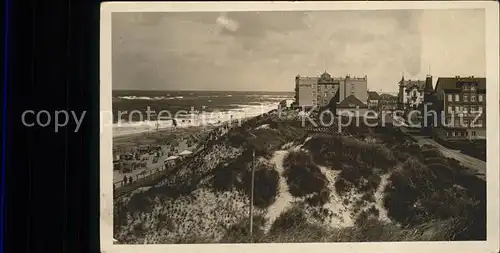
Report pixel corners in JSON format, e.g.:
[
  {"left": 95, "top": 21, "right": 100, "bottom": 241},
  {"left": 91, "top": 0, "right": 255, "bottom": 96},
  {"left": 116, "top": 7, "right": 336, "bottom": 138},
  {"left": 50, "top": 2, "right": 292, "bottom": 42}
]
[{"left": 112, "top": 9, "right": 485, "bottom": 92}]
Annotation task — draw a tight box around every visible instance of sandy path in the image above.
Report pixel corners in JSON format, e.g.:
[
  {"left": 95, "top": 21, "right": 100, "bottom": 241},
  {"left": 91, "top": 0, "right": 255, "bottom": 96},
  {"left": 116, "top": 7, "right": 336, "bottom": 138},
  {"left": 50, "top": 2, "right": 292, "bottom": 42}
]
[
  {"left": 317, "top": 166, "right": 355, "bottom": 227},
  {"left": 265, "top": 150, "right": 295, "bottom": 232},
  {"left": 374, "top": 173, "right": 390, "bottom": 222}
]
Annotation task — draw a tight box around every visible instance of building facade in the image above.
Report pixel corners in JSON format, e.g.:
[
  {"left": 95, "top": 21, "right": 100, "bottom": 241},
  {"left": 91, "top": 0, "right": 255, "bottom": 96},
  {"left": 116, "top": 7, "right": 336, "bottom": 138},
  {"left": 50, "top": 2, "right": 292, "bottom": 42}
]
[
  {"left": 295, "top": 72, "right": 340, "bottom": 108},
  {"left": 379, "top": 93, "right": 398, "bottom": 112},
  {"left": 367, "top": 91, "right": 381, "bottom": 109},
  {"left": 397, "top": 75, "right": 433, "bottom": 110},
  {"left": 432, "top": 76, "right": 486, "bottom": 139},
  {"left": 295, "top": 72, "right": 367, "bottom": 109},
  {"left": 340, "top": 75, "right": 368, "bottom": 104}
]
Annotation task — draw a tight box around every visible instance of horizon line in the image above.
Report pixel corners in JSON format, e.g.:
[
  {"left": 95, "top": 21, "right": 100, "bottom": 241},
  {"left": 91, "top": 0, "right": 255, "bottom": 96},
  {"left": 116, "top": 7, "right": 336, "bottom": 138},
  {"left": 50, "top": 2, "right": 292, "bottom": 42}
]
[{"left": 111, "top": 89, "right": 400, "bottom": 94}]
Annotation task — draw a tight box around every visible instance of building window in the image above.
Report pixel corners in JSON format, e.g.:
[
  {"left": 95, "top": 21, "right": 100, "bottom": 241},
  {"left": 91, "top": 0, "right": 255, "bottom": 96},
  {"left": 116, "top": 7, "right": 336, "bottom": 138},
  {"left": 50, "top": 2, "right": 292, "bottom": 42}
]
[
  {"left": 448, "top": 94, "right": 453, "bottom": 101},
  {"left": 479, "top": 106, "right": 483, "bottom": 113},
  {"left": 471, "top": 85, "right": 476, "bottom": 91},
  {"left": 470, "top": 106, "right": 476, "bottom": 113},
  {"left": 477, "top": 120, "right": 483, "bottom": 127},
  {"left": 471, "top": 95, "right": 476, "bottom": 102},
  {"left": 472, "top": 131, "right": 476, "bottom": 136},
  {"left": 463, "top": 84, "right": 469, "bottom": 90},
  {"left": 447, "top": 106, "right": 452, "bottom": 113},
  {"left": 455, "top": 106, "right": 460, "bottom": 113},
  {"left": 455, "top": 119, "right": 460, "bottom": 126},
  {"left": 464, "top": 119, "right": 469, "bottom": 126},
  {"left": 455, "top": 94, "right": 460, "bottom": 101},
  {"left": 479, "top": 95, "right": 483, "bottom": 102},
  {"left": 463, "top": 95, "right": 468, "bottom": 102},
  {"left": 463, "top": 106, "right": 469, "bottom": 114}
]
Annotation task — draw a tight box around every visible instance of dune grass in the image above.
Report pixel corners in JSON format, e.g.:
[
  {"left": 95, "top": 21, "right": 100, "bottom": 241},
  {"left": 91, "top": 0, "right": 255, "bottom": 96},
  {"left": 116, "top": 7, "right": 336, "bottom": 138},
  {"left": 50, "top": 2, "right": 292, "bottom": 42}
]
[
  {"left": 114, "top": 115, "right": 486, "bottom": 243},
  {"left": 220, "top": 205, "right": 463, "bottom": 243}
]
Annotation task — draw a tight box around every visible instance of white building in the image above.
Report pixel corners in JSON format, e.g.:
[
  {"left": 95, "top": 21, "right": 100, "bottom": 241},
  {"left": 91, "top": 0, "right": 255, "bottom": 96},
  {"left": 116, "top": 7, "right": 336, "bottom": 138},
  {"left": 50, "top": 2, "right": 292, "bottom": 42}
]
[
  {"left": 397, "top": 75, "right": 433, "bottom": 110},
  {"left": 295, "top": 72, "right": 368, "bottom": 108}
]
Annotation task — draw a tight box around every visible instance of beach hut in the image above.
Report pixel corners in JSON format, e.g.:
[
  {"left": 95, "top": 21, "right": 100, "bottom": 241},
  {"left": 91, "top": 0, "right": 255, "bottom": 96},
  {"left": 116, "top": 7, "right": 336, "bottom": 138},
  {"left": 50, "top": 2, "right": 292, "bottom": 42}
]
[
  {"left": 179, "top": 150, "right": 193, "bottom": 156},
  {"left": 164, "top": 155, "right": 178, "bottom": 168},
  {"left": 165, "top": 155, "right": 178, "bottom": 161}
]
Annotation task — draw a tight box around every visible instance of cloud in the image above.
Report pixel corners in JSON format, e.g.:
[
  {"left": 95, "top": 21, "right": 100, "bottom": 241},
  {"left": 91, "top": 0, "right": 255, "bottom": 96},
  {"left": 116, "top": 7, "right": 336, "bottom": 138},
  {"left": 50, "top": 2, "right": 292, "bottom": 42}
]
[
  {"left": 216, "top": 14, "right": 240, "bottom": 32},
  {"left": 111, "top": 9, "right": 485, "bottom": 92},
  {"left": 218, "top": 11, "right": 308, "bottom": 38}
]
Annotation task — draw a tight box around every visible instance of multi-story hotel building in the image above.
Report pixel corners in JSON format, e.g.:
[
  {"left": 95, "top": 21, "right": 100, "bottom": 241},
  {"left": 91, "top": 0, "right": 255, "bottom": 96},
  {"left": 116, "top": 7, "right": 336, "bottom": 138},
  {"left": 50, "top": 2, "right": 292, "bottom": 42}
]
[
  {"left": 295, "top": 72, "right": 368, "bottom": 108},
  {"left": 294, "top": 72, "right": 340, "bottom": 108},
  {"left": 397, "top": 75, "right": 434, "bottom": 110},
  {"left": 431, "top": 76, "right": 486, "bottom": 139}
]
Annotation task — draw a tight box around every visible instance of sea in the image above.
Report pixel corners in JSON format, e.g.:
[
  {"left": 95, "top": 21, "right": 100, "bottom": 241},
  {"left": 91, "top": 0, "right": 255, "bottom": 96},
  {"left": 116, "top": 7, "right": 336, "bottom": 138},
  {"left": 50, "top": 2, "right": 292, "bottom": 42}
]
[{"left": 112, "top": 90, "right": 294, "bottom": 137}]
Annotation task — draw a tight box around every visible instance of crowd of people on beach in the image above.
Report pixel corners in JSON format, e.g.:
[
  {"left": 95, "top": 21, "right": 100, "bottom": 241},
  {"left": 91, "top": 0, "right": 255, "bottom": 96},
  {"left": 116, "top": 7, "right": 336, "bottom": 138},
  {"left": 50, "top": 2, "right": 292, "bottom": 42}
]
[{"left": 113, "top": 115, "right": 254, "bottom": 193}]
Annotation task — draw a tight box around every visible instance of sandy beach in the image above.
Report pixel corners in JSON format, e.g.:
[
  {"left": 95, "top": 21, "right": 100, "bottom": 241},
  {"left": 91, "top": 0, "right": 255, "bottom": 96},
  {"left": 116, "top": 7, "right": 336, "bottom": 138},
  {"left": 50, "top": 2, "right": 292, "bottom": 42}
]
[{"left": 112, "top": 125, "right": 215, "bottom": 184}]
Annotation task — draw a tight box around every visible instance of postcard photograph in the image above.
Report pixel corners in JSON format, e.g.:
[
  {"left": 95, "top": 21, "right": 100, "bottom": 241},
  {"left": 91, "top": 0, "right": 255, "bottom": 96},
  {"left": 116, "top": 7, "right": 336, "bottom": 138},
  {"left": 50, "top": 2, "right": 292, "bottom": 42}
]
[{"left": 100, "top": 2, "right": 499, "bottom": 253}]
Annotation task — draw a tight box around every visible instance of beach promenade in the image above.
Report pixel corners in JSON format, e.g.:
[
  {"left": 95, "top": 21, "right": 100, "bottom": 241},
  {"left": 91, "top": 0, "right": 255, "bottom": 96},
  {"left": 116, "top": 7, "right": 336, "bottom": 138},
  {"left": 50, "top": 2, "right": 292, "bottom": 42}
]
[{"left": 112, "top": 121, "right": 239, "bottom": 197}]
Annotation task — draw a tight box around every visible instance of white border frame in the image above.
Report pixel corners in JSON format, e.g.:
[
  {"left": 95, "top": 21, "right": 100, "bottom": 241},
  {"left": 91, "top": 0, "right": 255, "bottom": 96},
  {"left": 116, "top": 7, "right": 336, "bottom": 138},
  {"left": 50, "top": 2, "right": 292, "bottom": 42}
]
[{"left": 100, "top": 2, "right": 500, "bottom": 253}]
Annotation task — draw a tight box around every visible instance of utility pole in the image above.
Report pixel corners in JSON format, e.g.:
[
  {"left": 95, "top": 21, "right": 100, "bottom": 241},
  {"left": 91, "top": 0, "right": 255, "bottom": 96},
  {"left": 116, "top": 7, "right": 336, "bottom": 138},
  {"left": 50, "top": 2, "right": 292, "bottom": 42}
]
[{"left": 249, "top": 148, "right": 255, "bottom": 242}]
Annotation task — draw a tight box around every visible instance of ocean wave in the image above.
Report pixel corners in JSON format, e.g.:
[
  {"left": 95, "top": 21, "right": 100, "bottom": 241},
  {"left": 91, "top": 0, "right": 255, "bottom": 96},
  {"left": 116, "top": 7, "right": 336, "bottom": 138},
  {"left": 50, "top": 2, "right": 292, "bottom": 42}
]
[
  {"left": 116, "top": 94, "right": 292, "bottom": 102},
  {"left": 112, "top": 102, "right": 279, "bottom": 137},
  {"left": 117, "top": 96, "right": 184, "bottom": 101}
]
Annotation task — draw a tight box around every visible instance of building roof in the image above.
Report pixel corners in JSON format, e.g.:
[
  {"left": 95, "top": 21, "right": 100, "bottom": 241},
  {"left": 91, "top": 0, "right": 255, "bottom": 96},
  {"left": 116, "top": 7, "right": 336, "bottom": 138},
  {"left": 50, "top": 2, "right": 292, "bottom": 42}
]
[
  {"left": 402, "top": 80, "right": 426, "bottom": 90},
  {"left": 434, "top": 76, "right": 486, "bottom": 93},
  {"left": 337, "top": 95, "right": 368, "bottom": 108},
  {"left": 320, "top": 71, "right": 332, "bottom": 80},
  {"left": 367, "top": 91, "right": 381, "bottom": 100},
  {"left": 424, "top": 76, "right": 434, "bottom": 93}
]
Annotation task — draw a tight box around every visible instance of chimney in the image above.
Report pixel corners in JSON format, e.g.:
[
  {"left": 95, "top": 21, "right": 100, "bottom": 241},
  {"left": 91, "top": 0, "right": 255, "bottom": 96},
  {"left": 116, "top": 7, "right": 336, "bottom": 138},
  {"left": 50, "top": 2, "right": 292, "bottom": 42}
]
[{"left": 424, "top": 75, "right": 433, "bottom": 93}]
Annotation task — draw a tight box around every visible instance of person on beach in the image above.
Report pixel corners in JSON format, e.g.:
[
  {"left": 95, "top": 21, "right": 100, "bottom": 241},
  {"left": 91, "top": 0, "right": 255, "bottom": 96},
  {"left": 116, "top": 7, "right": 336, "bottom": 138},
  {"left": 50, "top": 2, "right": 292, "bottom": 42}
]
[
  {"left": 128, "top": 176, "right": 133, "bottom": 184},
  {"left": 123, "top": 175, "right": 128, "bottom": 185}
]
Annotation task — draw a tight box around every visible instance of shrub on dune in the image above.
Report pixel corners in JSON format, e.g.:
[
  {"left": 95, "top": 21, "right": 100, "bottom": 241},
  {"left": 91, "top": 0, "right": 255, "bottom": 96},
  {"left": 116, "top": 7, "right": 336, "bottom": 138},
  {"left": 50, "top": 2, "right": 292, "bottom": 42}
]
[
  {"left": 241, "top": 162, "right": 280, "bottom": 208},
  {"left": 305, "top": 135, "right": 396, "bottom": 171},
  {"left": 220, "top": 215, "right": 267, "bottom": 243},
  {"left": 227, "top": 131, "right": 248, "bottom": 147},
  {"left": 212, "top": 165, "right": 238, "bottom": 191},
  {"left": 283, "top": 150, "right": 312, "bottom": 168},
  {"left": 305, "top": 188, "right": 331, "bottom": 206},
  {"left": 269, "top": 205, "right": 309, "bottom": 234},
  {"left": 383, "top": 156, "right": 486, "bottom": 240},
  {"left": 334, "top": 157, "right": 382, "bottom": 197},
  {"left": 282, "top": 151, "right": 328, "bottom": 197}
]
